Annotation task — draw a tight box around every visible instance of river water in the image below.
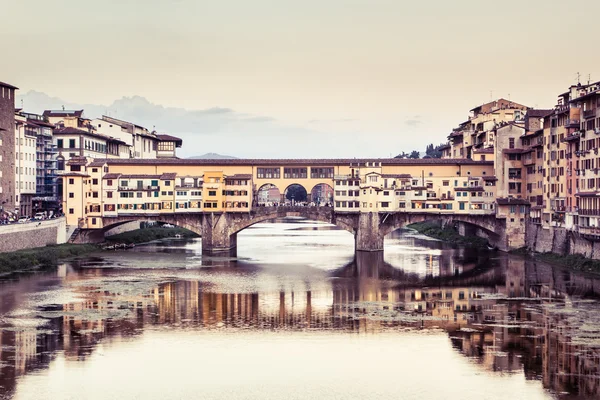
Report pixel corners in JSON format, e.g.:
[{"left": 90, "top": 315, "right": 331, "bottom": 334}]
[{"left": 1, "top": 221, "right": 599, "bottom": 400}]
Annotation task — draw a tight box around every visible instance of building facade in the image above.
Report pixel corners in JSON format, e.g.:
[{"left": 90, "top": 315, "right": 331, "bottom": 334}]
[{"left": 0, "top": 82, "right": 17, "bottom": 218}]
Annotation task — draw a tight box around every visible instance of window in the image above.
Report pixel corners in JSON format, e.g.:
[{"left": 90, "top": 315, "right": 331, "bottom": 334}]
[
  {"left": 310, "top": 167, "right": 334, "bottom": 179},
  {"left": 509, "top": 137, "right": 515, "bottom": 149},
  {"left": 107, "top": 192, "right": 113, "bottom": 198},
  {"left": 208, "top": 190, "right": 216, "bottom": 196},
  {"left": 107, "top": 179, "right": 113, "bottom": 186},
  {"left": 165, "top": 181, "right": 171, "bottom": 186},
  {"left": 57, "top": 139, "right": 64, "bottom": 148},
  {"left": 442, "top": 181, "right": 449, "bottom": 186},
  {"left": 283, "top": 167, "right": 307, "bottom": 179},
  {"left": 68, "top": 208, "right": 74, "bottom": 214},
  {"left": 68, "top": 192, "right": 74, "bottom": 198},
  {"left": 69, "top": 139, "right": 76, "bottom": 148},
  {"left": 151, "top": 180, "right": 159, "bottom": 187},
  {"left": 257, "top": 168, "right": 280, "bottom": 179},
  {"left": 68, "top": 178, "right": 74, "bottom": 185},
  {"left": 121, "top": 180, "right": 128, "bottom": 187},
  {"left": 92, "top": 178, "right": 98, "bottom": 185}
]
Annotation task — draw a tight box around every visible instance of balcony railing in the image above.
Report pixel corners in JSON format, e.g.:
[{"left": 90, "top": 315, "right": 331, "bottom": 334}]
[
  {"left": 579, "top": 226, "right": 600, "bottom": 236},
  {"left": 566, "top": 118, "right": 580, "bottom": 128},
  {"left": 578, "top": 209, "right": 600, "bottom": 216}
]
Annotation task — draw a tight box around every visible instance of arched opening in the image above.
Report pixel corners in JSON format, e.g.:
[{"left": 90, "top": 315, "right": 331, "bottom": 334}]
[
  {"left": 310, "top": 183, "right": 333, "bottom": 206},
  {"left": 283, "top": 184, "right": 307, "bottom": 205},
  {"left": 101, "top": 219, "right": 200, "bottom": 245},
  {"left": 256, "top": 183, "right": 282, "bottom": 206}
]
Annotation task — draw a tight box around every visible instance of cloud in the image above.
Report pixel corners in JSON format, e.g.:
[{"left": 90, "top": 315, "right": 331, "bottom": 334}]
[
  {"left": 404, "top": 118, "right": 422, "bottom": 127},
  {"left": 308, "top": 118, "right": 356, "bottom": 124}
]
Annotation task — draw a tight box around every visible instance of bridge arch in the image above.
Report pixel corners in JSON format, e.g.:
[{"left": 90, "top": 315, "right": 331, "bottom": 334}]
[
  {"left": 309, "top": 183, "right": 334, "bottom": 206},
  {"left": 283, "top": 183, "right": 308, "bottom": 204},
  {"left": 379, "top": 213, "right": 502, "bottom": 245},
  {"left": 101, "top": 215, "right": 203, "bottom": 237},
  {"left": 228, "top": 207, "right": 356, "bottom": 237},
  {"left": 255, "top": 183, "right": 282, "bottom": 205}
]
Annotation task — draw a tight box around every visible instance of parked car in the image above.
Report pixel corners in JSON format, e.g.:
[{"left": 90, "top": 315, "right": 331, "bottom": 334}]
[
  {"left": 18, "top": 216, "right": 30, "bottom": 223},
  {"left": 34, "top": 212, "right": 45, "bottom": 220},
  {"left": 162, "top": 223, "right": 175, "bottom": 228}
]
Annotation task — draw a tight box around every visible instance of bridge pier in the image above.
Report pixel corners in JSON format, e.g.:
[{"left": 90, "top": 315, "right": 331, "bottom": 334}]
[
  {"left": 355, "top": 212, "right": 384, "bottom": 252},
  {"left": 201, "top": 213, "right": 238, "bottom": 255}
]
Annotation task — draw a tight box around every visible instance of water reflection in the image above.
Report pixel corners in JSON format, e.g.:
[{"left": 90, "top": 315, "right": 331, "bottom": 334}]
[{"left": 0, "top": 225, "right": 599, "bottom": 399}]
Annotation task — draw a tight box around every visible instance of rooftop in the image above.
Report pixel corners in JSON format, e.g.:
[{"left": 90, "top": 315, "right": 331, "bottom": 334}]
[
  {"left": 90, "top": 158, "right": 494, "bottom": 167},
  {"left": 43, "top": 110, "right": 84, "bottom": 118},
  {"left": 0, "top": 81, "right": 19, "bottom": 90}
]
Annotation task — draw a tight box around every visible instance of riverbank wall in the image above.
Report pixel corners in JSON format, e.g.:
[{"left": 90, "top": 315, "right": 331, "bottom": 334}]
[
  {"left": 0, "top": 218, "right": 67, "bottom": 253},
  {"left": 526, "top": 221, "right": 600, "bottom": 259}
]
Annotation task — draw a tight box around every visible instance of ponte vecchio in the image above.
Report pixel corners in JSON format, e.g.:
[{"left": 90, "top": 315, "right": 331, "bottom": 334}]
[{"left": 61, "top": 157, "right": 527, "bottom": 254}]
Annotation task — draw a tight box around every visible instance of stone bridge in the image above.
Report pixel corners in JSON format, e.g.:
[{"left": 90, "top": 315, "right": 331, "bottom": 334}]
[{"left": 91, "top": 206, "right": 512, "bottom": 255}]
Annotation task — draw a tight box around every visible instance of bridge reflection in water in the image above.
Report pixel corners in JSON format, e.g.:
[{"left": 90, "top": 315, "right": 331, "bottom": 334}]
[{"left": 1, "top": 250, "right": 600, "bottom": 398}]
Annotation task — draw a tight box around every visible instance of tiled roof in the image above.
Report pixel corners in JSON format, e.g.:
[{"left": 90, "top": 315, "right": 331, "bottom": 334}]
[
  {"left": 160, "top": 173, "right": 178, "bottom": 180},
  {"left": 497, "top": 197, "right": 530, "bottom": 205},
  {"left": 225, "top": 174, "right": 252, "bottom": 180},
  {"left": 473, "top": 148, "right": 494, "bottom": 154},
  {"left": 526, "top": 109, "right": 554, "bottom": 118},
  {"left": 103, "top": 173, "right": 122, "bottom": 179},
  {"left": 88, "top": 160, "right": 108, "bottom": 167},
  {"left": 381, "top": 174, "right": 412, "bottom": 179},
  {"left": 43, "top": 110, "right": 83, "bottom": 118},
  {"left": 67, "top": 157, "right": 88, "bottom": 166},
  {"left": 54, "top": 127, "right": 89, "bottom": 135},
  {"left": 90, "top": 158, "right": 494, "bottom": 167},
  {"left": 437, "top": 144, "right": 451, "bottom": 150},
  {"left": 156, "top": 134, "right": 182, "bottom": 143},
  {"left": 453, "top": 186, "right": 484, "bottom": 191},
  {"left": 503, "top": 148, "right": 526, "bottom": 154}
]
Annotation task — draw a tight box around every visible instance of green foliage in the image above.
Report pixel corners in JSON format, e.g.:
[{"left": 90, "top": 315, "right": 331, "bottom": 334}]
[
  {"left": 536, "top": 252, "right": 600, "bottom": 274},
  {"left": 285, "top": 185, "right": 308, "bottom": 202},
  {"left": 424, "top": 143, "right": 445, "bottom": 158},
  {"left": 105, "top": 227, "right": 198, "bottom": 244},
  {"left": 394, "top": 150, "right": 420, "bottom": 159},
  {"left": 407, "top": 221, "right": 489, "bottom": 248},
  {"left": 0, "top": 244, "right": 98, "bottom": 274}
]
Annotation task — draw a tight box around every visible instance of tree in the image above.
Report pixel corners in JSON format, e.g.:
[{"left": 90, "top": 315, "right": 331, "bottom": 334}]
[
  {"left": 285, "top": 185, "right": 307, "bottom": 202},
  {"left": 424, "top": 143, "right": 444, "bottom": 158},
  {"left": 394, "top": 151, "right": 420, "bottom": 159}
]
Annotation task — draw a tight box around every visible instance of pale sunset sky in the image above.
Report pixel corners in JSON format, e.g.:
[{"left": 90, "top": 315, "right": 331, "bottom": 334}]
[{"left": 2, "top": 0, "right": 600, "bottom": 158}]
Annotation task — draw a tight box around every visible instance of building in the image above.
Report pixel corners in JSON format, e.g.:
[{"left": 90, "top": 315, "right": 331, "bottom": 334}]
[
  {"left": 0, "top": 81, "right": 17, "bottom": 218},
  {"left": 61, "top": 158, "right": 494, "bottom": 229},
  {"left": 91, "top": 116, "right": 159, "bottom": 159},
  {"left": 156, "top": 134, "right": 182, "bottom": 158},
  {"left": 19, "top": 112, "right": 60, "bottom": 213},
  {"left": 14, "top": 113, "right": 37, "bottom": 216}
]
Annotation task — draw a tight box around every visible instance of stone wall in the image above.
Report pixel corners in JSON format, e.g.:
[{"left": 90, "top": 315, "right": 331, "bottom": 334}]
[
  {"left": 0, "top": 218, "right": 67, "bottom": 253},
  {"left": 526, "top": 221, "right": 600, "bottom": 259}
]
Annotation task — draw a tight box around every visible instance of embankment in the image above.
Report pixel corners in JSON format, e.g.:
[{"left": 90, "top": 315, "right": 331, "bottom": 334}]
[{"left": 0, "top": 218, "right": 67, "bottom": 252}]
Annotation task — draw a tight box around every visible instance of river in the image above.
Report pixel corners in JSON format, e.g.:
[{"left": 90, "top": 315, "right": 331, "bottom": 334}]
[{"left": 0, "top": 221, "right": 599, "bottom": 399}]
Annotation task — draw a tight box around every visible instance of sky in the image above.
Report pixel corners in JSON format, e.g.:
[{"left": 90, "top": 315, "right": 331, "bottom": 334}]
[{"left": 2, "top": 0, "right": 600, "bottom": 158}]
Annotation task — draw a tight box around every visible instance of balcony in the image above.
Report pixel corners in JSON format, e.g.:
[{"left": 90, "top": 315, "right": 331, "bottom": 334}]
[
  {"left": 578, "top": 209, "right": 600, "bottom": 216},
  {"left": 583, "top": 109, "right": 597, "bottom": 119},
  {"left": 578, "top": 226, "right": 600, "bottom": 240},
  {"left": 508, "top": 175, "right": 522, "bottom": 180},
  {"left": 565, "top": 118, "right": 580, "bottom": 128}
]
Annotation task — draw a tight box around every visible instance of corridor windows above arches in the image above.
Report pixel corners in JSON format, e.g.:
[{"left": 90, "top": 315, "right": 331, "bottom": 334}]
[
  {"left": 283, "top": 167, "right": 307, "bottom": 179},
  {"left": 257, "top": 168, "right": 280, "bottom": 179},
  {"left": 310, "top": 167, "right": 334, "bottom": 179}
]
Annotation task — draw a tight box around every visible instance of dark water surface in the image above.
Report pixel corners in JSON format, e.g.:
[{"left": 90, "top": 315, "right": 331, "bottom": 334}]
[{"left": 1, "top": 222, "right": 599, "bottom": 399}]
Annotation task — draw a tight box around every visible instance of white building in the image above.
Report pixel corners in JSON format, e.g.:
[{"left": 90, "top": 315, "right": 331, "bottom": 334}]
[
  {"left": 91, "top": 116, "right": 159, "bottom": 159},
  {"left": 14, "top": 114, "right": 37, "bottom": 216}
]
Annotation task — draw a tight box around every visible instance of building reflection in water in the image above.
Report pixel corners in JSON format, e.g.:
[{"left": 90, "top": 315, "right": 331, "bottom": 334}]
[{"left": 1, "top": 250, "right": 600, "bottom": 398}]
